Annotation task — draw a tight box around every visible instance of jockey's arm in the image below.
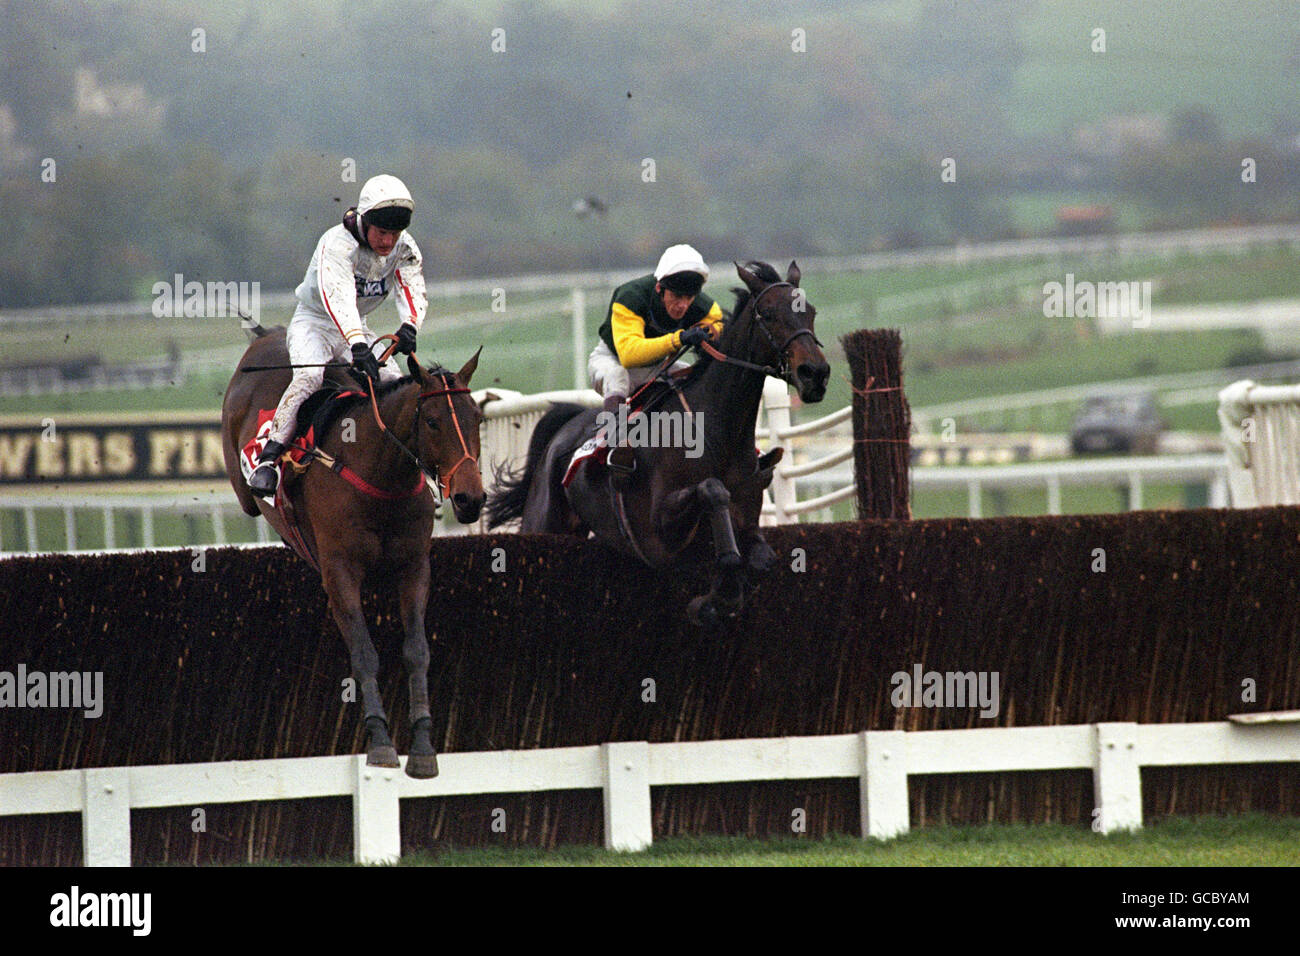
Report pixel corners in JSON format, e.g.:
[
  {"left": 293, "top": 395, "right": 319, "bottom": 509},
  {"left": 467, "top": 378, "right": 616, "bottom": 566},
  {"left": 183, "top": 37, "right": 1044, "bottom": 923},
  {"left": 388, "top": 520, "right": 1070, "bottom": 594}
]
[
  {"left": 317, "top": 236, "right": 367, "bottom": 347},
  {"left": 610, "top": 303, "right": 684, "bottom": 367},
  {"left": 392, "top": 238, "right": 428, "bottom": 331},
  {"left": 609, "top": 300, "right": 725, "bottom": 367},
  {"left": 700, "top": 300, "right": 725, "bottom": 339}
]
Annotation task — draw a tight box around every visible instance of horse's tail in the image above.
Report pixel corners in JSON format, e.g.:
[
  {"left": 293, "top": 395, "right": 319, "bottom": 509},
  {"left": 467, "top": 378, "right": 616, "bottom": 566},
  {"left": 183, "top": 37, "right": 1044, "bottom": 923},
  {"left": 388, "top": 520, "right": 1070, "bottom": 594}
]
[
  {"left": 486, "top": 402, "right": 587, "bottom": 529},
  {"left": 242, "top": 318, "right": 275, "bottom": 341}
]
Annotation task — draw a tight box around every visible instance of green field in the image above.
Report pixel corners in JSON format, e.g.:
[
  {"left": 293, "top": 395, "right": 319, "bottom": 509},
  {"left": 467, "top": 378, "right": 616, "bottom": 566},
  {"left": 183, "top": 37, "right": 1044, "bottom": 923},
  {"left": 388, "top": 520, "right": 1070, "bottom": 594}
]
[
  {"left": 5, "top": 240, "right": 1299, "bottom": 531},
  {"left": 8, "top": 243, "right": 1300, "bottom": 421},
  {"left": 261, "top": 815, "right": 1300, "bottom": 866}
]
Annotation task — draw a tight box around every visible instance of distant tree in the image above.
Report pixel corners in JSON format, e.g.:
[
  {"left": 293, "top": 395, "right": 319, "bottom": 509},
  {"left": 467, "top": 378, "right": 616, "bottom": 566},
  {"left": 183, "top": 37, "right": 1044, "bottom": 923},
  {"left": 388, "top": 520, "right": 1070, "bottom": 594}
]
[
  {"left": 0, "top": 1, "right": 77, "bottom": 144},
  {"left": 1172, "top": 106, "right": 1222, "bottom": 145}
]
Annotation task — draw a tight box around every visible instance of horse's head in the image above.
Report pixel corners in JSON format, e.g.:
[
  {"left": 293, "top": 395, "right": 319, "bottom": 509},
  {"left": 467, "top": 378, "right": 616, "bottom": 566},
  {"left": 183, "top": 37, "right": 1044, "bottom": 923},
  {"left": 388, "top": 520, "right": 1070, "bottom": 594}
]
[
  {"left": 409, "top": 350, "right": 485, "bottom": 523},
  {"left": 730, "top": 260, "right": 830, "bottom": 403}
]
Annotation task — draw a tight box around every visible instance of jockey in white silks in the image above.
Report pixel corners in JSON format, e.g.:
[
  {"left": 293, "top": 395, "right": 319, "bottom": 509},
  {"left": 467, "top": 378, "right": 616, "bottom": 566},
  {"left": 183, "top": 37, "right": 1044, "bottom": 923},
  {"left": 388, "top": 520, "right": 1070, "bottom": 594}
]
[{"left": 248, "top": 174, "right": 429, "bottom": 497}]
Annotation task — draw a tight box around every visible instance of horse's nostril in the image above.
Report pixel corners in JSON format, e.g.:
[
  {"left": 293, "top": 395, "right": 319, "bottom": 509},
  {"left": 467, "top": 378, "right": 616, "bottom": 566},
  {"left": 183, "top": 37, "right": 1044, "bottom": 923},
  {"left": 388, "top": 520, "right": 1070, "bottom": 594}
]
[{"left": 453, "top": 492, "right": 472, "bottom": 507}]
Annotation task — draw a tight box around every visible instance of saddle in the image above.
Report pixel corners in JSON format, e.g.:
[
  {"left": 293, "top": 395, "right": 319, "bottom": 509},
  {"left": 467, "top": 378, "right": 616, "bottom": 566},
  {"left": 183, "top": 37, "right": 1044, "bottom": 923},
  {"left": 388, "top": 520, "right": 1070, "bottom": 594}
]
[
  {"left": 239, "top": 385, "right": 369, "bottom": 487},
  {"left": 283, "top": 385, "right": 371, "bottom": 474},
  {"left": 561, "top": 380, "right": 688, "bottom": 489},
  {"left": 239, "top": 384, "right": 426, "bottom": 572}
]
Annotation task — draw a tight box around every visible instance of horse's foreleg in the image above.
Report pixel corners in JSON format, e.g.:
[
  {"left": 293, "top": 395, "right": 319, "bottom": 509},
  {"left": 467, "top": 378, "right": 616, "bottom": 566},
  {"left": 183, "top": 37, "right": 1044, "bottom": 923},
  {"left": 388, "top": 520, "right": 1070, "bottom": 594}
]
[
  {"left": 323, "top": 560, "right": 399, "bottom": 768},
  {"left": 740, "top": 529, "right": 777, "bottom": 579},
  {"left": 660, "top": 478, "right": 744, "bottom": 626},
  {"left": 398, "top": 556, "right": 438, "bottom": 779},
  {"left": 699, "top": 479, "right": 742, "bottom": 572}
]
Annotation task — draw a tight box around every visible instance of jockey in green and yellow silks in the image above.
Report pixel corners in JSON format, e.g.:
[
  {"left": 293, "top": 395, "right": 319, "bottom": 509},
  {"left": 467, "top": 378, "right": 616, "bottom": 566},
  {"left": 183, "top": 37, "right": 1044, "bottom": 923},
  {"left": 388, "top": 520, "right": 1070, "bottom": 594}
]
[{"left": 587, "top": 244, "right": 724, "bottom": 476}]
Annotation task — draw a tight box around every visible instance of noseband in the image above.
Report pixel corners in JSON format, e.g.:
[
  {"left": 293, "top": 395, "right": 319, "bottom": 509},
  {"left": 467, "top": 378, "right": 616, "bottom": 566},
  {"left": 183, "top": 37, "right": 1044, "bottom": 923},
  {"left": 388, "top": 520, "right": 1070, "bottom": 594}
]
[
  {"left": 361, "top": 338, "right": 477, "bottom": 503},
  {"left": 414, "top": 370, "right": 476, "bottom": 501}
]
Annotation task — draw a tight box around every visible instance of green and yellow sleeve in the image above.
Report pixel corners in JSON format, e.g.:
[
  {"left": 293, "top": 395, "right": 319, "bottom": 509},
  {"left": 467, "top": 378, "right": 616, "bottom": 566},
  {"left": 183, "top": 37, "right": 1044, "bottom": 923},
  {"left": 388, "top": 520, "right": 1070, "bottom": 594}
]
[
  {"left": 700, "top": 300, "right": 725, "bottom": 338},
  {"left": 610, "top": 302, "right": 684, "bottom": 367}
]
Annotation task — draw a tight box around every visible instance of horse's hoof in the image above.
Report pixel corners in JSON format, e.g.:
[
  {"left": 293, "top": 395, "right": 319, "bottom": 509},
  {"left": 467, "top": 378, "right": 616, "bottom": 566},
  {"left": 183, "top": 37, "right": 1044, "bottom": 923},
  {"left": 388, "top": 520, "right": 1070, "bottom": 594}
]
[
  {"left": 366, "top": 746, "right": 400, "bottom": 768},
  {"left": 688, "top": 595, "right": 721, "bottom": 629},
  {"left": 405, "top": 752, "right": 440, "bottom": 779}
]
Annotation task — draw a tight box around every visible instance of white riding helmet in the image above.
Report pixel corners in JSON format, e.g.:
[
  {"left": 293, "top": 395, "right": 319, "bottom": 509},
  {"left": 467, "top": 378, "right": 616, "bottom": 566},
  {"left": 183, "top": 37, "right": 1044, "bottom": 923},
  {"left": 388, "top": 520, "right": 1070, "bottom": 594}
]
[
  {"left": 654, "top": 244, "right": 709, "bottom": 295},
  {"left": 358, "top": 174, "right": 414, "bottom": 232}
]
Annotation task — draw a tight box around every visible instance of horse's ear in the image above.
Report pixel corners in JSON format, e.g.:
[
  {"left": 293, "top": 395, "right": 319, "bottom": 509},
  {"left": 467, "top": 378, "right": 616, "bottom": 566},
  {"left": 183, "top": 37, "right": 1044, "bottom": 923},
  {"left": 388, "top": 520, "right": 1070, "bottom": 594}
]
[
  {"left": 786, "top": 260, "right": 801, "bottom": 287},
  {"left": 457, "top": 346, "right": 482, "bottom": 387},
  {"left": 407, "top": 354, "right": 426, "bottom": 382},
  {"left": 735, "top": 261, "right": 765, "bottom": 294}
]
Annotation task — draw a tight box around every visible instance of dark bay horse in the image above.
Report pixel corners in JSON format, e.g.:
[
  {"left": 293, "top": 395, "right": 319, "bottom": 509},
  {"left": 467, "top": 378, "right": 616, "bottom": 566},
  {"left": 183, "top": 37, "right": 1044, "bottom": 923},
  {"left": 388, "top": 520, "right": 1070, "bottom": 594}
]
[
  {"left": 221, "top": 327, "right": 484, "bottom": 777},
  {"left": 486, "top": 261, "right": 829, "bottom": 625}
]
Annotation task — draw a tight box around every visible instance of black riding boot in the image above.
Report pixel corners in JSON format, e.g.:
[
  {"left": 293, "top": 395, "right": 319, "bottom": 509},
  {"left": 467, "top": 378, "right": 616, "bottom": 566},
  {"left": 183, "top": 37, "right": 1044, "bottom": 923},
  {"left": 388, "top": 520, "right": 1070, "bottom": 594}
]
[
  {"left": 602, "top": 394, "right": 635, "bottom": 487},
  {"left": 248, "top": 440, "right": 287, "bottom": 497}
]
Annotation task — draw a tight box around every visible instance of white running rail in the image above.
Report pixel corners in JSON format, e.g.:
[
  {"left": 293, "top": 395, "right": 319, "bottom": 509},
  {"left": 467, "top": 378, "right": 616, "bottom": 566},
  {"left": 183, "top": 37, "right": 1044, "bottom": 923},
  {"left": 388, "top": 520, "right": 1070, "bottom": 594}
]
[
  {"left": 3, "top": 719, "right": 1296, "bottom": 864},
  {"left": 1218, "top": 380, "right": 1300, "bottom": 507}
]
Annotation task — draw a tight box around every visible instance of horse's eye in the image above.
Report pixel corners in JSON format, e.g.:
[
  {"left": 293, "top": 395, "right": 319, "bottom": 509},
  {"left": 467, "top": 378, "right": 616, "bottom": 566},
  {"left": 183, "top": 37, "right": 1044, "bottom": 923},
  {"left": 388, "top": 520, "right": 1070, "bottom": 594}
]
[{"left": 425, "top": 417, "right": 440, "bottom": 429}]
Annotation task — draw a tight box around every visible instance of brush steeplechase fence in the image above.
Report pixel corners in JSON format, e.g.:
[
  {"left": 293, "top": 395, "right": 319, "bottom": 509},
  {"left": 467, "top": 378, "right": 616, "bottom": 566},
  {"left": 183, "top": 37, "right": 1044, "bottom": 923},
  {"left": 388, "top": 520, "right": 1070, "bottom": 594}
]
[
  {"left": 5, "top": 718, "right": 1298, "bottom": 865},
  {"left": 3, "top": 505, "right": 1299, "bottom": 864}
]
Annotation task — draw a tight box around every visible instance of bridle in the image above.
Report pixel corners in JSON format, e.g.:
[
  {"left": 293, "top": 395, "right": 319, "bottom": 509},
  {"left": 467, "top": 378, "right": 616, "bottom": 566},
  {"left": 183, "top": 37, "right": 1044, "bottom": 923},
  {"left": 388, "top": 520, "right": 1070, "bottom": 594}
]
[
  {"left": 362, "top": 337, "right": 478, "bottom": 503},
  {"left": 413, "top": 366, "right": 477, "bottom": 502},
  {"left": 698, "top": 281, "right": 823, "bottom": 381}
]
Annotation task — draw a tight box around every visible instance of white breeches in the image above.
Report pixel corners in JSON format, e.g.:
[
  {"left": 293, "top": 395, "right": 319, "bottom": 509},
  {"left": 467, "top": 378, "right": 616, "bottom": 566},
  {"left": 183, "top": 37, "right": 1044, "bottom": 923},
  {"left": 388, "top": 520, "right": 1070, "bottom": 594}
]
[
  {"left": 587, "top": 340, "right": 687, "bottom": 399},
  {"left": 268, "top": 305, "right": 403, "bottom": 444}
]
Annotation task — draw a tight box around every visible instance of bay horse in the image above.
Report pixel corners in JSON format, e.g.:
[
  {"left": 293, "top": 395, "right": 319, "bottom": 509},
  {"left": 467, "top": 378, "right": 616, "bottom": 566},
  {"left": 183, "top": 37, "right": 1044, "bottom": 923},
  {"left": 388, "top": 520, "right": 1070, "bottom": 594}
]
[
  {"left": 221, "top": 327, "right": 484, "bottom": 777},
  {"left": 486, "top": 261, "right": 829, "bottom": 625}
]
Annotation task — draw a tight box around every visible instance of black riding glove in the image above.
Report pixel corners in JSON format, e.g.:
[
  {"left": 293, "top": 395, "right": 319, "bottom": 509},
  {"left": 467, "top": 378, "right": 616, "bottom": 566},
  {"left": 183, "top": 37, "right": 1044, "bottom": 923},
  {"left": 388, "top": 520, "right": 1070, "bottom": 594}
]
[
  {"left": 679, "top": 325, "right": 709, "bottom": 348},
  {"left": 351, "top": 342, "right": 382, "bottom": 384},
  {"left": 394, "top": 322, "right": 418, "bottom": 355}
]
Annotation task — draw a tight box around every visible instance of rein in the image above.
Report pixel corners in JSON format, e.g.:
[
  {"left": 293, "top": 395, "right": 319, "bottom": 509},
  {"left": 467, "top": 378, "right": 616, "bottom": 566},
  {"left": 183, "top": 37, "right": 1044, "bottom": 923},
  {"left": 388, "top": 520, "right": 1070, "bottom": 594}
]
[
  {"left": 696, "top": 281, "right": 822, "bottom": 380},
  {"left": 353, "top": 335, "right": 477, "bottom": 503}
]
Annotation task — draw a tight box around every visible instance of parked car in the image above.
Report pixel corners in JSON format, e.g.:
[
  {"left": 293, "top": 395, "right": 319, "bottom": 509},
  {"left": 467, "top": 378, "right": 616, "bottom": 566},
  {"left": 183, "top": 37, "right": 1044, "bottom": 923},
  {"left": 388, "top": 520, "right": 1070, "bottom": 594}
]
[{"left": 1069, "top": 391, "right": 1165, "bottom": 455}]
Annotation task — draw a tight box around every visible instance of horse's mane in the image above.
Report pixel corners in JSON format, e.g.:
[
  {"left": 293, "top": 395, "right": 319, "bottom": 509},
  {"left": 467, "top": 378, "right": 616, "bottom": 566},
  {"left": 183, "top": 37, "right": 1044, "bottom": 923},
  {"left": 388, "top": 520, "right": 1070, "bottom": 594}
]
[
  {"left": 679, "top": 261, "right": 781, "bottom": 388},
  {"left": 371, "top": 366, "right": 455, "bottom": 399},
  {"left": 373, "top": 375, "right": 415, "bottom": 397},
  {"left": 728, "top": 260, "right": 781, "bottom": 320}
]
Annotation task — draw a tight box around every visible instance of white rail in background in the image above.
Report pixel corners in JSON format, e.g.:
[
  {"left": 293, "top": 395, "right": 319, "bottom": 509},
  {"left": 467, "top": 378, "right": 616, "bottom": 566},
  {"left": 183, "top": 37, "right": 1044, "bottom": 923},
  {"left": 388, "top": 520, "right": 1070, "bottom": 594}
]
[
  {"left": 909, "top": 453, "right": 1230, "bottom": 518},
  {"left": 0, "top": 493, "right": 274, "bottom": 555},
  {"left": 6, "top": 224, "right": 1299, "bottom": 327},
  {"left": 3, "top": 720, "right": 1296, "bottom": 865},
  {"left": 0, "top": 423, "right": 1233, "bottom": 555},
  {"left": 1218, "top": 380, "right": 1300, "bottom": 507},
  {"left": 911, "top": 359, "right": 1300, "bottom": 433}
]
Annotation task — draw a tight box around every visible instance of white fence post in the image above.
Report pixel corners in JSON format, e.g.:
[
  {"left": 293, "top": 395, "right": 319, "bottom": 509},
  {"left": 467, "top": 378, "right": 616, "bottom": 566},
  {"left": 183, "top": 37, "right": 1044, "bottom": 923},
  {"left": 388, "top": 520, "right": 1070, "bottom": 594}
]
[
  {"left": 1208, "top": 474, "right": 1228, "bottom": 508},
  {"left": 860, "top": 730, "right": 909, "bottom": 839},
  {"left": 571, "top": 287, "right": 586, "bottom": 390},
  {"left": 352, "top": 757, "right": 401, "bottom": 865},
  {"left": 601, "top": 741, "right": 652, "bottom": 851},
  {"left": 763, "top": 378, "right": 796, "bottom": 523},
  {"left": 1128, "top": 472, "right": 1143, "bottom": 511},
  {"left": 1046, "top": 475, "right": 1062, "bottom": 515},
  {"left": 211, "top": 504, "right": 226, "bottom": 546},
  {"left": 83, "top": 767, "right": 132, "bottom": 866},
  {"left": 1093, "top": 722, "right": 1142, "bottom": 834}
]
